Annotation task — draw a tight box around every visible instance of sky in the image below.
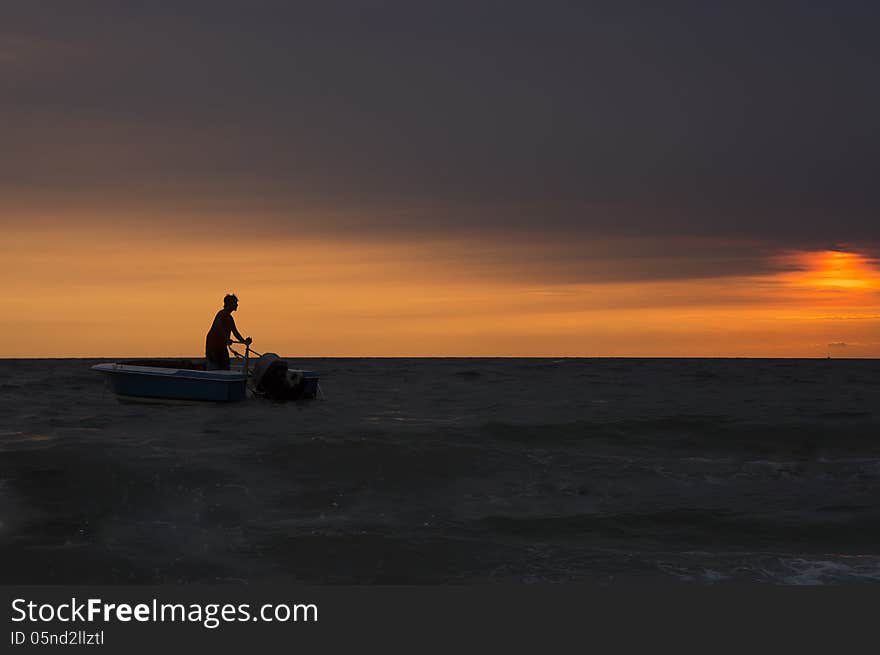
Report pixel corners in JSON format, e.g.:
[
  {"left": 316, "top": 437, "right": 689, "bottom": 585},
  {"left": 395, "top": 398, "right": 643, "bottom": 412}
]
[{"left": 3, "top": 1, "right": 880, "bottom": 357}]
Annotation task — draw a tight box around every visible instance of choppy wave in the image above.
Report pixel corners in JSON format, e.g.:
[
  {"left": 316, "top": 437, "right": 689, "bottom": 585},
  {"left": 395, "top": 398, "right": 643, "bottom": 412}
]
[{"left": 0, "top": 357, "right": 878, "bottom": 583}]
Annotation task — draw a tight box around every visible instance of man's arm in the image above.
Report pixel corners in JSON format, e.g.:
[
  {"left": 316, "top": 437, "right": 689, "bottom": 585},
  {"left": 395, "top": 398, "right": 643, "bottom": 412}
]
[{"left": 228, "top": 315, "right": 252, "bottom": 344}]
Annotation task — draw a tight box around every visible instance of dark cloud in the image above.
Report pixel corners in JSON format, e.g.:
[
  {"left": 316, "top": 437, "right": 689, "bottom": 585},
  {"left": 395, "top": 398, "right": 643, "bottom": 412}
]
[{"left": 3, "top": 1, "right": 880, "bottom": 247}]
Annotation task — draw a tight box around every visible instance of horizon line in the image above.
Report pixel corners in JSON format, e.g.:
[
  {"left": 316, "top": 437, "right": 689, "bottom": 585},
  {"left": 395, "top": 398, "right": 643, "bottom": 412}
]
[{"left": 1, "top": 355, "right": 876, "bottom": 361}]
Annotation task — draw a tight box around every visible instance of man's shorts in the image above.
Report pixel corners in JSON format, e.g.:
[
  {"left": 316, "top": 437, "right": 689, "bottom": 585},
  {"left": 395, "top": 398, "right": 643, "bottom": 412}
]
[{"left": 205, "top": 346, "right": 230, "bottom": 371}]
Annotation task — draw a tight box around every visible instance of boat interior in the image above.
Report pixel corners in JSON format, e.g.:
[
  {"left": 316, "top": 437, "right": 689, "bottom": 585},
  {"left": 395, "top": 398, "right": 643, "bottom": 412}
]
[{"left": 118, "top": 359, "right": 207, "bottom": 370}]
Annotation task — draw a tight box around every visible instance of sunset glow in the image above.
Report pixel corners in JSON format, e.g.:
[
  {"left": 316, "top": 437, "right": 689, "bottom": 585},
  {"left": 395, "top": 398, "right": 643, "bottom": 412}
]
[
  {"left": 778, "top": 250, "right": 880, "bottom": 291},
  {"left": 5, "top": 221, "right": 879, "bottom": 358}
]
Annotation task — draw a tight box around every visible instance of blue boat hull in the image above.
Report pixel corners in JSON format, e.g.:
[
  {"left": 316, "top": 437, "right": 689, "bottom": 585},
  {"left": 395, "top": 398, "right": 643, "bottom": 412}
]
[{"left": 93, "top": 363, "right": 247, "bottom": 402}]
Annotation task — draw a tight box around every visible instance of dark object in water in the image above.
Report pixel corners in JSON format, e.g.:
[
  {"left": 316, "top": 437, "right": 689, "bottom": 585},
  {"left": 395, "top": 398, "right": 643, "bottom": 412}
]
[{"left": 253, "top": 353, "right": 311, "bottom": 400}]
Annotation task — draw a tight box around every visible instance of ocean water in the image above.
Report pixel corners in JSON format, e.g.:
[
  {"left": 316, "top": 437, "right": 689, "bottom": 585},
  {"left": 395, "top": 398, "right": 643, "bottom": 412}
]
[{"left": 1, "top": 357, "right": 879, "bottom": 584}]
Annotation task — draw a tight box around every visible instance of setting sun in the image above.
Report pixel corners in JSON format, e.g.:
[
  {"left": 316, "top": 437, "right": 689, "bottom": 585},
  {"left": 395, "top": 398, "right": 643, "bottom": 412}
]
[{"left": 778, "top": 250, "right": 880, "bottom": 291}]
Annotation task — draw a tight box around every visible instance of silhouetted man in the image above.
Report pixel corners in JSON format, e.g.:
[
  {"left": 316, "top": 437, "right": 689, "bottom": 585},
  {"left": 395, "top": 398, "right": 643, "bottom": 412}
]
[{"left": 205, "top": 294, "right": 252, "bottom": 370}]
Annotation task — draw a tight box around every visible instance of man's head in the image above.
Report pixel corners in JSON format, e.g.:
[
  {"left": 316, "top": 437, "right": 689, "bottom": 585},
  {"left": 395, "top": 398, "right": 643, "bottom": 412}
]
[{"left": 223, "top": 294, "right": 239, "bottom": 311}]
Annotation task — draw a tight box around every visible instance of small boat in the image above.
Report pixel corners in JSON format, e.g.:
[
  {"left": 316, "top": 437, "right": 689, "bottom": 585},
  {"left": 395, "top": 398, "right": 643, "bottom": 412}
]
[
  {"left": 92, "top": 354, "right": 319, "bottom": 403},
  {"left": 92, "top": 359, "right": 248, "bottom": 402}
]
